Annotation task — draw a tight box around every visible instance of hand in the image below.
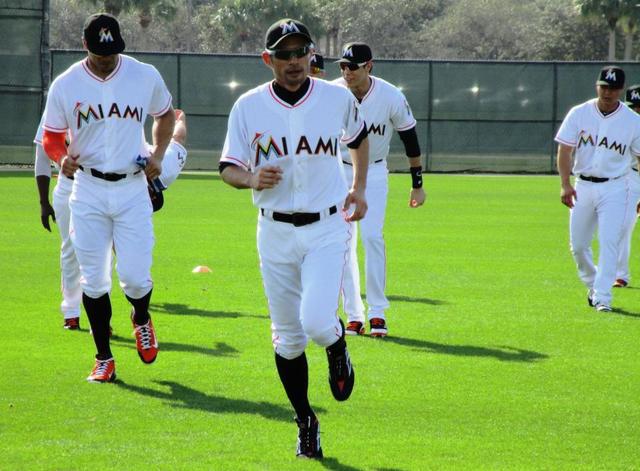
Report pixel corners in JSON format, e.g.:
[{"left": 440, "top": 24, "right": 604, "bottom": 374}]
[
  {"left": 250, "top": 165, "right": 283, "bottom": 191},
  {"left": 60, "top": 155, "right": 79, "bottom": 178},
  {"left": 144, "top": 154, "right": 162, "bottom": 180},
  {"left": 343, "top": 187, "right": 367, "bottom": 222},
  {"left": 409, "top": 187, "right": 426, "bottom": 208},
  {"left": 40, "top": 202, "right": 56, "bottom": 232},
  {"left": 560, "top": 184, "right": 577, "bottom": 208}
]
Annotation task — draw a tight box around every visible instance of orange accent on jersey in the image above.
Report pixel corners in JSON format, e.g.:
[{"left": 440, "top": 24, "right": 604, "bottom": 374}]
[{"left": 42, "top": 130, "right": 68, "bottom": 164}]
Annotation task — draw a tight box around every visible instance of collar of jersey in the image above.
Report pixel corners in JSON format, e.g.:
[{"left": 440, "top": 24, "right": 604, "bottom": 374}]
[
  {"left": 593, "top": 100, "right": 622, "bottom": 119},
  {"left": 268, "top": 78, "right": 315, "bottom": 108},
  {"left": 359, "top": 76, "right": 376, "bottom": 103},
  {"left": 82, "top": 55, "right": 123, "bottom": 83}
]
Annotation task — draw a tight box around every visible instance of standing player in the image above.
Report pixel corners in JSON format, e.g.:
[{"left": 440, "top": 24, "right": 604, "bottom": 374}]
[
  {"left": 34, "top": 110, "right": 188, "bottom": 330},
  {"left": 614, "top": 84, "right": 640, "bottom": 287},
  {"left": 41, "top": 13, "right": 175, "bottom": 382},
  {"left": 309, "top": 53, "right": 325, "bottom": 78},
  {"left": 219, "top": 19, "right": 368, "bottom": 459},
  {"left": 334, "top": 42, "right": 425, "bottom": 336},
  {"left": 556, "top": 66, "right": 640, "bottom": 312}
]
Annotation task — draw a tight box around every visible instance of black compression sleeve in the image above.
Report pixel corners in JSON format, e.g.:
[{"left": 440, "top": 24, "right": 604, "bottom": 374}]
[
  {"left": 398, "top": 127, "right": 421, "bottom": 158},
  {"left": 346, "top": 123, "right": 368, "bottom": 149}
]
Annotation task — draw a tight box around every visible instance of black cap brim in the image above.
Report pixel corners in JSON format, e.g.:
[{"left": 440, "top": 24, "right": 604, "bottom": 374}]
[
  {"left": 86, "top": 38, "right": 125, "bottom": 56},
  {"left": 268, "top": 32, "right": 312, "bottom": 50}
]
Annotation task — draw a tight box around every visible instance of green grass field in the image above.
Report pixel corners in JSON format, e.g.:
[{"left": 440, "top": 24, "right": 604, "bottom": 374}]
[{"left": 1, "top": 171, "right": 639, "bottom": 470}]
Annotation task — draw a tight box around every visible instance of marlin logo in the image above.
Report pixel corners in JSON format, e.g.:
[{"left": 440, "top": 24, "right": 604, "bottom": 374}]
[
  {"left": 605, "top": 69, "right": 616, "bottom": 81},
  {"left": 252, "top": 132, "right": 285, "bottom": 166},
  {"left": 631, "top": 91, "right": 640, "bottom": 101},
  {"left": 280, "top": 21, "right": 300, "bottom": 34},
  {"left": 98, "top": 27, "right": 114, "bottom": 43},
  {"left": 343, "top": 47, "right": 353, "bottom": 57}
]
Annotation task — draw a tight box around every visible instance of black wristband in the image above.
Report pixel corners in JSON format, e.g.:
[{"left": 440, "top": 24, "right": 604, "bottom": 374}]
[{"left": 410, "top": 166, "right": 423, "bottom": 189}]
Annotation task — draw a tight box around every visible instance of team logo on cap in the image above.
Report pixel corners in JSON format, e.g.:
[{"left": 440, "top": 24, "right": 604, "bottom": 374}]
[
  {"left": 631, "top": 90, "right": 640, "bottom": 101},
  {"left": 280, "top": 21, "right": 300, "bottom": 34},
  {"left": 98, "top": 27, "right": 114, "bottom": 43},
  {"left": 343, "top": 47, "right": 353, "bottom": 57},
  {"left": 605, "top": 69, "right": 617, "bottom": 81}
]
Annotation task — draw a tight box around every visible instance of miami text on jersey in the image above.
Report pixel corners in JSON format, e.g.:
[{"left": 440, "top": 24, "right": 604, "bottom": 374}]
[
  {"left": 74, "top": 102, "right": 144, "bottom": 130},
  {"left": 252, "top": 132, "right": 338, "bottom": 166},
  {"left": 578, "top": 131, "right": 627, "bottom": 156},
  {"left": 367, "top": 123, "right": 386, "bottom": 136}
]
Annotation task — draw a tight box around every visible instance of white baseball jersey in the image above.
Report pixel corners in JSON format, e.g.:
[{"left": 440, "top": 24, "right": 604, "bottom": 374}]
[
  {"left": 42, "top": 54, "right": 172, "bottom": 174},
  {"left": 333, "top": 76, "right": 416, "bottom": 164},
  {"left": 555, "top": 99, "right": 640, "bottom": 178},
  {"left": 220, "top": 78, "right": 364, "bottom": 212}
]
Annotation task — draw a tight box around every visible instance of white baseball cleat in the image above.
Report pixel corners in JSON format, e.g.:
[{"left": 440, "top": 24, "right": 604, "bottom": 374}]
[{"left": 595, "top": 303, "right": 612, "bottom": 312}]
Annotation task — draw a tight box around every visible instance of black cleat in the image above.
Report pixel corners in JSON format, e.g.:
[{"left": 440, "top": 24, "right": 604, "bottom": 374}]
[
  {"left": 587, "top": 288, "right": 594, "bottom": 307},
  {"left": 295, "top": 416, "right": 323, "bottom": 459},
  {"left": 326, "top": 337, "right": 355, "bottom": 401}
]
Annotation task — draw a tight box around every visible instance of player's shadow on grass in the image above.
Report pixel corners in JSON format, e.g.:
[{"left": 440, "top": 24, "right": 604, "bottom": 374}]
[
  {"left": 611, "top": 307, "right": 640, "bottom": 318},
  {"left": 319, "top": 457, "right": 367, "bottom": 471},
  {"left": 151, "top": 302, "right": 267, "bottom": 320},
  {"left": 383, "top": 336, "right": 547, "bottom": 362},
  {"left": 115, "top": 379, "right": 325, "bottom": 422},
  {"left": 111, "top": 336, "right": 239, "bottom": 357},
  {"left": 386, "top": 294, "right": 447, "bottom": 305}
]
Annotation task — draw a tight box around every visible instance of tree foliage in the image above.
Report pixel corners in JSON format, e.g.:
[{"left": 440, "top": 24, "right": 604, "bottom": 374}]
[{"left": 49, "top": 0, "right": 637, "bottom": 60}]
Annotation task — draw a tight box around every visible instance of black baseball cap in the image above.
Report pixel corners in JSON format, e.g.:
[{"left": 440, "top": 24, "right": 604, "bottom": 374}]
[
  {"left": 265, "top": 19, "right": 313, "bottom": 50},
  {"left": 336, "top": 42, "right": 373, "bottom": 64},
  {"left": 310, "top": 53, "right": 324, "bottom": 70},
  {"left": 625, "top": 84, "right": 640, "bottom": 107},
  {"left": 83, "top": 13, "right": 125, "bottom": 56},
  {"left": 596, "top": 65, "right": 625, "bottom": 89}
]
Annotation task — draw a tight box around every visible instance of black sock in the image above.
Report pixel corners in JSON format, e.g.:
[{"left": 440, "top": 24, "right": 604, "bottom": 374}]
[
  {"left": 83, "top": 293, "right": 112, "bottom": 360},
  {"left": 126, "top": 290, "right": 152, "bottom": 325},
  {"left": 275, "top": 353, "right": 315, "bottom": 421}
]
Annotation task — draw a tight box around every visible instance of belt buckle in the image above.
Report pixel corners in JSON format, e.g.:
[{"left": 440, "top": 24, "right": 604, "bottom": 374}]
[{"left": 292, "top": 212, "right": 306, "bottom": 227}]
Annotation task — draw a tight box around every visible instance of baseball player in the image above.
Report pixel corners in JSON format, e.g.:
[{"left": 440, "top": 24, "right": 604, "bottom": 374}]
[
  {"left": 34, "top": 110, "right": 188, "bottom": 330},
  {"left": 333, "top": 42, "right": 425, "bottom": 336},
  {"left": 41, "top": 13, "right": 175, "bottom": 382},
  {"left": 614, "top": 84, "right": 640, "bottom": 288},
  {"left": 309, "top": 53, "right": 325, "bottom": 78},
  {"left": 219, "top": 19, "right": 368, "bottom": 459},
  {"left": 556, "top": 65, "right": 640, "bottom": 312}
]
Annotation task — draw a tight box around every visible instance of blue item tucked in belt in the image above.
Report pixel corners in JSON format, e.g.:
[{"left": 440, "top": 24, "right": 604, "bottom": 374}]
[
  {"left": 78, "top": 165, "right": 141, "bottom": 182},
  {"left": 261, "top": 206, "right": 337, "bottom": 227}
]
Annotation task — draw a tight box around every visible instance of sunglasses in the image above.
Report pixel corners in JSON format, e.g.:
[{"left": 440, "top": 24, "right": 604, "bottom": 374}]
[
  {"left": 340, "top": 62, "right": 368, "bottom": 71},
  {"left": 269, "top": 45, "right": 311, "bottom": 61}
]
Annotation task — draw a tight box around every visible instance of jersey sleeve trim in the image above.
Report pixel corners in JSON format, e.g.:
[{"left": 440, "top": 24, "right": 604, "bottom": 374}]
[
  {"left": 220, "top": 156, "right": 250, "bottom": 170},
  {"left": 396, "top": 120, "right": 417, "bottom": 132},
  {"left": 149, "top": 95, "right": 173, "bottom": 117},
  {"left": 43, "top": 124, "right": 68, "bottom": 133},
  {"left": 554, "top": 136, "right": 576, "bottom": 147},
  {"left": 341, "top": 121, "right": 366, "bottom": 144}
]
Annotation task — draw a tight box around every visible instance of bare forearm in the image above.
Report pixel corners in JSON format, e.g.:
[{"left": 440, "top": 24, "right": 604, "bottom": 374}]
[
  {"left": 348, "top": 137, "right": 369, "bottom": 191},
  {"left": 220, "top": 165, "right": 254, "bottom": 189},
  {"left": 36, "top": 175, "right": 51, "bottom": 204},
  {"left": 557, "top": 145, "right": 574, "bottom": 185},
  {"left": 152, "top": 108, "right": 176, "bottom": 160}
]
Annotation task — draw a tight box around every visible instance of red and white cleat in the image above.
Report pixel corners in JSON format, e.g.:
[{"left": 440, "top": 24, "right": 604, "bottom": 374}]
[
  {"left": 132, "top": 315, "right": 158, "bottom": 364},
  {"left": 87, "top": 357, "right": 116, "bottom": 383}
]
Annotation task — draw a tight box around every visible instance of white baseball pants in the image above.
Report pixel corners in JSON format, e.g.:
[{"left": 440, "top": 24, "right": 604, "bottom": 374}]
[
  {"left": 69, "top": 171, "right": 154, "bottom": 300},
  {"left": 52, "top": 177, "right": 82, "bottom": 319},
  {"left": 616, "top": 171, "right": 640, "bottom": 283},
  {"left": 342, "top": 162, "right": 390, "bottom": 322},
  {"left": 258, "top": 209, "right": 351, "bottom": 360},
  {"left": 570, "top": 177, "right": 629, "bottom": 306}
]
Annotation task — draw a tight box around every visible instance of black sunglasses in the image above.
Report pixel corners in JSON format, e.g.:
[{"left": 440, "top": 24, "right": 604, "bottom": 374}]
[
  {"left": 340, "top": 62, "right": 368, "bottom": 71},
  {"left": 269, "top": 45, "right": 310, "bottom": 61}
]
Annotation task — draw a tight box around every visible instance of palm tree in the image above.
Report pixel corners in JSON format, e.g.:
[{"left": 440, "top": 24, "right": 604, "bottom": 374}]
[
  {"left": 620, "top": 0, "right": 640, "bottom": 60},
  {"left": 576, "top": 0, "right": 623, "bottom": 60}
]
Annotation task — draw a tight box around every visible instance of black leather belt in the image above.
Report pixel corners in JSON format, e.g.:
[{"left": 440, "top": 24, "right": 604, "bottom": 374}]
[
  {"left": 78, "top": 165, "right": 141, "bottom": 182},
  {"left": 261, "top": 206, "right": 337, "bottom": 227},
  {"left": 633, "top": 168, "right": 638, "bottom": 172},
  {"left": 342, "top": 159, "right": 383, "bottom": 166},
  {"left": 579, "top": 175, "right": 609, "bottom": 183}
]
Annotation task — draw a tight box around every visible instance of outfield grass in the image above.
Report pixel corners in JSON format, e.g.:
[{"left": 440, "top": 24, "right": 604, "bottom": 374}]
[{"left": 1, "top": 171, "right": 639, "bottom": 470}]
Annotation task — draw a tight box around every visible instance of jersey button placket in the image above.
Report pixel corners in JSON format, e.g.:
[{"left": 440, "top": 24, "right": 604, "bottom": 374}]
[{"left": 290, "top": 108, "right": 307, "bottom": 211}]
